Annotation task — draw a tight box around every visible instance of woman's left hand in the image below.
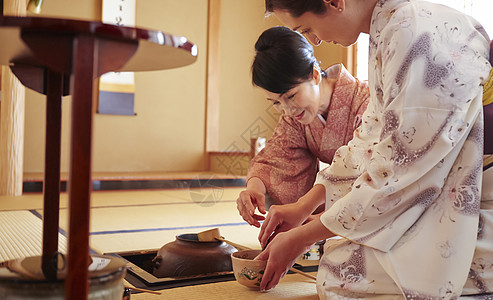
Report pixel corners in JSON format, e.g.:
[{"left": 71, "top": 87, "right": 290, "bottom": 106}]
[
  {"left": 258, "top": 184, "right": 327, "bottom": 248},
  {"left": 258, "top": 202, "right": 305, "bottom": 248},
  {"left": 255, "top": 229, "right": 309, "bottom": 291},
  {"left": 256, "top": 217, "right": 335, "bottom": 291}
]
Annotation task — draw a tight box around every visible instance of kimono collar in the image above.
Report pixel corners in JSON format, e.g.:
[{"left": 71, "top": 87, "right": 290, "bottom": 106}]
[
  {"left": 332, "top": 64, "right": 357, "bottom": 92},
  {"left": 320, "top": 63, "right": 357, "bottom": 119},
  {"left": 371, "top": 0, "right": 411, "bottom": 38}
]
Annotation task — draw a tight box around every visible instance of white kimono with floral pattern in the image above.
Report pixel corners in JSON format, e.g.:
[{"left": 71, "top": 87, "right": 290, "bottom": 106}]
[{"left": 315, "top": 0, "right": 493, "bottom": 299}]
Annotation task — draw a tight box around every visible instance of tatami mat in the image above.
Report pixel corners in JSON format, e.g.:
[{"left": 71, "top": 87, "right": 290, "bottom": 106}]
[
  {"left": 131, "top": 272, "right": 318, "bottom": 300},
  {"left": 0, "top": 185, "right": 319, "bottom": 299},
  {"left": 23, "top": 171, "right": 242, "bottom": 182},
  {"left": 12, "top": 186, "right": 262, "bottom": 254},
  {"left": 0, "top": 186, "right": 262, "bottom": 262},
  {"left": 0, "top": 194, "right": 55, "bottom": 211},
  {"left": 0, "top": 187, "right": 243, "bottom": 210},
  {"left": 57, "top": 201, "right": 246, "bottom": 233},
  {"left": 0, "top": 210, "right": 67, "bottom": 262},
  {"left": 88, "top": 224, "right": 261, "bottom": 254},
  {"left": 53, "top": 198, "right": 259, "bottom": 253}
]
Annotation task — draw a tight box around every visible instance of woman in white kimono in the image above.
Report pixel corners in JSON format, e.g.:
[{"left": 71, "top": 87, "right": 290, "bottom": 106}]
[{"left": 256, "top": 0, "right": 493, "bottom": 298}]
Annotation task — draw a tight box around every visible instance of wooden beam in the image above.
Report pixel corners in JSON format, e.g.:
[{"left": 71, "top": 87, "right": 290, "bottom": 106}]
[
  {"left": 342, "top": 44, "right": 357, "bottom": 76},
  {"left": 3, "top": 0, "right": 25, "bottom": 16},
  {"left": 0, "top": 0, "right": 27, "bottom": 196},
  {"left": 205, "top": 0, "right": 220, "bottom": 153}
]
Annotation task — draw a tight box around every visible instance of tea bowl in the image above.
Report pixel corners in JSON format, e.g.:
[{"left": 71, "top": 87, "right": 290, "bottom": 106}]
[{"left": 231, "top": 249, "right": 267, "bottom": 288}]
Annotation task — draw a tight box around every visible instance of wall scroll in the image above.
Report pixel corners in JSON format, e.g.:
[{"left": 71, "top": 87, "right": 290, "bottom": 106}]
[{"left": 98, "top": 0, "right": 136, "bottom": 115}]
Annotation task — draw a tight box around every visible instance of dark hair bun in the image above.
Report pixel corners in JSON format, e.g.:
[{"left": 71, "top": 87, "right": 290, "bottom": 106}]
[{"left": 252, "top": 26, "right": 317, "bottom": 94}]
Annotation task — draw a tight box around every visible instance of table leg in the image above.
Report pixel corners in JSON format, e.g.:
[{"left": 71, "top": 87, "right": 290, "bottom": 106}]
[
  {"left": 42, "top": 69, "right": 63, "bottom": 281},
  {"left": 65, "top": 35, "right": 98, "bottom": 300}
]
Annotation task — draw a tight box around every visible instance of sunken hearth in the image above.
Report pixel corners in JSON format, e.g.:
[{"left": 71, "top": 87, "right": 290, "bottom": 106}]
[
  {"left": 107, "top": 249, "right": 237, "bottom": 292},
  {"left": 107, "top": 247, "right": 318, "bottom": 292}
]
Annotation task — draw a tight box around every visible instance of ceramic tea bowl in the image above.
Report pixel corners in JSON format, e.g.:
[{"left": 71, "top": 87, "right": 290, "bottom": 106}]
[{"left": 231, "top": 249, "right": 266, "bottom": 288}]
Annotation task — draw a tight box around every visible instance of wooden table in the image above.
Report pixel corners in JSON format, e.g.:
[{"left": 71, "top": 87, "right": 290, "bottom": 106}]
[{"left": 0, "top": 16, "right": 197, "bottom": 300}]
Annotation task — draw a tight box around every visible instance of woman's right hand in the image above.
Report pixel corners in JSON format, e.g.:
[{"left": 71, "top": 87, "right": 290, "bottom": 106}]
[
  {"left": 257, "top": 217, "right": 333, "bottom": 291},
  {"left": 236, "top": 189, "right": 267, "bottom": 228},
  {"left": 258, "top": 202, "right": 306, "bottom": 249}
]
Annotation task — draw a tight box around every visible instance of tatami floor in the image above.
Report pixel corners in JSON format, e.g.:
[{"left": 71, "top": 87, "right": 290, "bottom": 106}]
[
  {"left": 0, "top": 182, "right": 261, "bottom": 260},
  {"left": 0, "top": 173, "right": 318, "bottom": 299}
]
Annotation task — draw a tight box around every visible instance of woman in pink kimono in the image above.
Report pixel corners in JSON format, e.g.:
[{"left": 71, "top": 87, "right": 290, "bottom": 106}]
[
  {"left": 237, "top": 26, "right": 369, "bottom": 228},
  {"left": 256, "top": 0, "right": 493, "bottom": 298}
]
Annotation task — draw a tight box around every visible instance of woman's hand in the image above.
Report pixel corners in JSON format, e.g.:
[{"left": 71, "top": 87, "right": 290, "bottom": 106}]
[
  {"left": 256, "top": 217, "right": 334, "bottom": 291},
  {"left": 258, "top": 184, "right": 327, "bottom": 248},
  {"left": 237, "top": 177, "right": 269, "bottom": 227},
  {"left": 304, "top": 212, "right": 323, "bottom": 224},
  {"left": 256, "top": 229, "right": 310, "bottom": 291},
  {"left": 258, "top": 202, "right": 306, "bottom": 248},
  {"left": 236, "top": 189, "right": 266, "bottom": 227}
]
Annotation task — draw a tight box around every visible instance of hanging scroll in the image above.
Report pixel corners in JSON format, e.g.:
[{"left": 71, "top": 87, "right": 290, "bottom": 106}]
[{"left": 98, "top": 0, "right": 136, "bottom": 115}]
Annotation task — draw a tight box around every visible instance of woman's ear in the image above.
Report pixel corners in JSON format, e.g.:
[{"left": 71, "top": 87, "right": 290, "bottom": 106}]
[
  {"left": 313, "top": 67, "right": 323, "bottom": 85},
  {"left": 323, "top": 0, "right": 345, "bottom": 12}
]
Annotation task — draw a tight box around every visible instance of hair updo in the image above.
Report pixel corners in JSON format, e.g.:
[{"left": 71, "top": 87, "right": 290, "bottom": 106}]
[
  {"left": 252, "top": 26, "right": 322, "bottom": 94},
  {"left": 264, "top": 0, "right": 327, "bottom": 17}
]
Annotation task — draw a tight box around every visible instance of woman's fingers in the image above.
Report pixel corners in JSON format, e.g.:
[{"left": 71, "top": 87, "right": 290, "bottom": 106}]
[
  {"left": 258, "top": 212, "right": 270, "bottom": 246},
  {"left": 236, "top": 199, "right": 254, "bottom": 226},
  {"left": 237, "top": 192, "right": 254, "bottom": 221},
  {"left": 265, "top": 270, "right": 284, "bottom": 291},
  {"left": 260, "top": 269, "right": 281, "bottom": 291},
  {"left": 240, "top": 191, "right": 256, "bottom": 214},
  {"left": 253, "top": 214, "right": 266, "bottom": 221},
  {"left": 258, "top": 249, "right": 273, "bottom": 291},
  {"left": 258, "top": 246, "right": 286, "bottom": 291},
  {"left": 236, "top": 190, "right": 266, "bottom": 227},
  {"left": 257, "top": 195, "right": 267, "bottom": 214},
  {"left": 258, "top": 211, "right": 279, "bottom": 248},
  {"left": 258, "top": 232, "right": 304, "bottom": 291}
]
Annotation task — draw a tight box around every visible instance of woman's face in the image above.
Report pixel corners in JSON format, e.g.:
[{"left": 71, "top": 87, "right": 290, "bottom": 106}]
[
  {"left": 264, "top": 77, "right": 322, "bottom": 125},
  {"left": 274, "top": 6, "right": 361, "bottom": 47}
]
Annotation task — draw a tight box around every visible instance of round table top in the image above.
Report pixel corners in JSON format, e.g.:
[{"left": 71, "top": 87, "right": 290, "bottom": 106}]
[
  {"left": 0, "top": 254, "right": 126, "bottom": 282},
  {"left": 0, "top": 15, "right": 198, "bottom": 72}
]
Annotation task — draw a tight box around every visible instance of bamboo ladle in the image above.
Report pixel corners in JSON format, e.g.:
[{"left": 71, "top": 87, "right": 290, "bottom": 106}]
[
  {"left": 123, "top": 279, "right": 162, "bottom": 295},
  {"left": 197, "top": 228, "right": 317, "bottom": 281},
  {"left": 197, "top": 228, "right": 250, "bottom": 250}
]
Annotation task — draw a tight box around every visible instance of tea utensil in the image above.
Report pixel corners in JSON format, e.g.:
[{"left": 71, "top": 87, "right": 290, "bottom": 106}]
[
  {"left": 124, "top": 279, "right": 162, "bottom": 295},
  {"left": 197, "top": 228, "right": 250, "bottom": 250},
  {"left": 197, "top": 228, "right": 317, "bottom": 281}
]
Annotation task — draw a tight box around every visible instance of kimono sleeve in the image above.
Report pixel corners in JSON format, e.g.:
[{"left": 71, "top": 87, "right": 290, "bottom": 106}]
[
  {"left": 247, "top": 116, "right": 318, "bottom": 205},
  {"left": 352, "top": 80, "right": 370, "bottom": 131}
]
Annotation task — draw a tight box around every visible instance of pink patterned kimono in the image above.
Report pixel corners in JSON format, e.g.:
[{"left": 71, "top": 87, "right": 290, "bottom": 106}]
[{"left": 247, "top": 64, "right": 369, "bottom": 205}]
